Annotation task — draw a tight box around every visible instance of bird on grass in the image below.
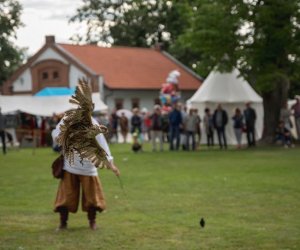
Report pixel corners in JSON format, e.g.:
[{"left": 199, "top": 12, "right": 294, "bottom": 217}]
[{"left": 200, "top": 218, "right": 205, "bottom": 228}]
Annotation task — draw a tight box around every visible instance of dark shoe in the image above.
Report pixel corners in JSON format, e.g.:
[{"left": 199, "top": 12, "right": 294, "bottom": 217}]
[
  {"left": 56, "top": 222, "right": 67, "bottom": 231},
  {"left": 56, "top": 207, "right": 68, "bottom": 231},
  {"left": 88, "top": 207, "right": 97, "bottom": 230},
  {"left": 89, "top": 220, "right": 97, "bottom": 230}
]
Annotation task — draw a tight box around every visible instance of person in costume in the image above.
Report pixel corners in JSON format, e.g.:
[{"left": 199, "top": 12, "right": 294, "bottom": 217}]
[{"left": 52, "top": 79, "right": 120, "bottom": 231}]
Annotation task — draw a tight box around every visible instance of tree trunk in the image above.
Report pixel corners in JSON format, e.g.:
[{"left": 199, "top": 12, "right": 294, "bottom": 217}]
[{"left": 261, "top": 76, "right": 289, "bottom": 144}]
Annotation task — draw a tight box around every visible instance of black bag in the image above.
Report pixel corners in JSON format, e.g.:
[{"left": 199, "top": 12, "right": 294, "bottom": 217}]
[{"left": 51, "top": 155, "right": 64, "bottom": 179}]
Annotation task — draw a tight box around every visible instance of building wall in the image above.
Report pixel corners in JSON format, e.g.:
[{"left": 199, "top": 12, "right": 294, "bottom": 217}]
[
  {"left": 103, "top": 88, "right": 158, "bottom": 111},
  {"left": 12, "top": 69, "right": 32, "bottom": 92},
  {"left": 103, "top": 87, "right": 196, "bottom": 112},
  {"left": 69, "top": 65, "right": 89, "bottom": 88},
  {"left": 35, "top": 48, "right": 68, "bottom": 64},
  {"left": 30, "top": 59, "right": 70, "bottom": 94},
  {"left": 10, "top": 48, "right": 90, "bottom": 94}
]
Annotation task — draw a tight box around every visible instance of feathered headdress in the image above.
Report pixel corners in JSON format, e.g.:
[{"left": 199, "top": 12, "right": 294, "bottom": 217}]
[{"left": 57, "top": 79, "right": 109, "bottom": 168}]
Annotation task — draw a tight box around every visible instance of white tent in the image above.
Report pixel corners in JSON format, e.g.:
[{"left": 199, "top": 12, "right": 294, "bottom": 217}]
[
  {"left": 188, "top": 68, "right": 264, "bottom": 145},
  {"left": 0, "top": 93, "right": 107, "bottom": 116}
]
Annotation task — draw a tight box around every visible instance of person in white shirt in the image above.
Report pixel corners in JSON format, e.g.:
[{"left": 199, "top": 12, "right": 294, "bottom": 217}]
[
  {"left": 52, "top": 80, "right": 120, "bottom": 231},
  {"left": 53, "top": 116, "right": 120, "bottom": 231}
]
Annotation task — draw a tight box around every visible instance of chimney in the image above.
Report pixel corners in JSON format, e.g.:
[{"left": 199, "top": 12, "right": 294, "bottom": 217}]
[{"left": 45, "top": 35, "right": 55, "bottom": 45}]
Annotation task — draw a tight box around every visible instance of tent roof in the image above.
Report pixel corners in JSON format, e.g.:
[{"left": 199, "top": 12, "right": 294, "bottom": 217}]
[
  {"left": 35, "top": 87, "right": 75, "bottom": 96},
  {"left": 189, "top": 68, "right": 262, "bottom": 104},
  {"left": 0, "top": 93, "right": 107, "bottom": 116}
]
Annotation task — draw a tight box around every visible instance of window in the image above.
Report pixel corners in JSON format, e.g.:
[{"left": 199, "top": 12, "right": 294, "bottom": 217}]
[
  {"left": 131, "top": 98, "right": 140, "bottom": 109},
  {"left": 115, "top": 99, "right": 123, "bottom": 110},
  {"left": 53, "top": 71, "right": 59, "bottom": 79},
  {"left": 42, "top": 72, "right": 48, "bottom": 80}
]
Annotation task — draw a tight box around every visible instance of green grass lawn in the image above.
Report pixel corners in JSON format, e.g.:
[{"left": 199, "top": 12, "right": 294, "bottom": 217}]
[{"left": 0, "top": 144, "right": 299, "bottom": 250}]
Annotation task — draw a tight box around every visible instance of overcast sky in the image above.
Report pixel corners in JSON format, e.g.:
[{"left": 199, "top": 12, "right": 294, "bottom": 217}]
[{"left": 16, "top": 0, "right": 83, "bottom": 55}]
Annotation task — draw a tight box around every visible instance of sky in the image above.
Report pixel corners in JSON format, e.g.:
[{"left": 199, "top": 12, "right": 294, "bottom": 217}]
[{"left": 15, "top": 0, "right": 83, "bottom": 55}]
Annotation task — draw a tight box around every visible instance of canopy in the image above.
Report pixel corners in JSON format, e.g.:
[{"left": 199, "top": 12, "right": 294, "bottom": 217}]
[
  {"left": 35, "top": 87, "right": 75, "bottom": 96},
  {"left": 188, "top": 68, "right": 264, "bottom": 145},
  {"left": 0, "top": 93, "right": 107, "bottom": 117}
]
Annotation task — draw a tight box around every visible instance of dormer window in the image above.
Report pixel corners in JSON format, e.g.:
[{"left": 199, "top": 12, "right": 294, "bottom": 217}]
[
  {"left": 53, "top": 71, "right": 59, "bottom": 79},
  {"left": 42, "top": 72, "right": 48, "bottom": 80},
  {"left": 33, "top": 59, "right": 69, "bottom": 91}
]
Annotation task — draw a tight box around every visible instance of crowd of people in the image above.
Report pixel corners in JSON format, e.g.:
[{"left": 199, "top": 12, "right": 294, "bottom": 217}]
[
  {"left": 0, "top": 96, "right": 300, "bottom": 155},
  {"left": 105, "top": 97, "right": 300, "bottom": 152}
]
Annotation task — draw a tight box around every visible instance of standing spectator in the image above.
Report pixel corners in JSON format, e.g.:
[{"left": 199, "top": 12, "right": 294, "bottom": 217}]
[
  {"left": 291, "top": 96, "right": 300, "bottom": 140},
  {"left": 244, "top": 102, "right": 257, "bottom": 147},
  {"left": 203, "top": 108, "right": 214, "bottom": 147},
  {"left": 180, "top": 105, "right": 188, "bottom": 150},
  {"left": 40, "top": 117, "right": 47, "bottom": 147},
  {"left": 140, "top": 108, "right": 147, "bottom": 141},
  {"left": 0, "top": 107, "right": 7, "bottom": 154},
  {"left": 213, "top": 104, "right": 228, "bottom": 149},
  {"left": 280, "top": 101, "right": 292, "bottom": 131},
  {"left": 194, "top": 109, "right": 202, "bottom": 148},
  {"left": 119, "top": 112, "right": 129, "bottom": 143},
  {"left": 150, "top": 105, "right": 163, "bottom": 151},
  {"left": 141, "top": 108, "right": 151, "bottom": 141},
  {"left": 232, "top": 108, "right": 244, "bottom": 149},
  {"left": 184, "top": 109, "right": 198, "bottom": 151},
  {"left": 131, "top": 108, "right": 143, "bottom": 145},
  {"left": 169, "top": 103, "right": 182, "bottom": 150},
  {"left": 109, "top": 110, "right": 119, "bottom": 143},
  {"left": 161, "top": 110, "right": 170, "bottom": 142}
]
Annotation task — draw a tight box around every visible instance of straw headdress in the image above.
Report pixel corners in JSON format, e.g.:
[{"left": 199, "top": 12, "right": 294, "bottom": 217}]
[{"left": 57, "top": 79, "right": 109, "bottom": 168}]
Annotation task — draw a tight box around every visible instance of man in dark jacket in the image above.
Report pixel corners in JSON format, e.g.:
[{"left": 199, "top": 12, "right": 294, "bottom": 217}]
[
  {"left": 169, "top": 103, "right": 182, "bottom": 150},
  {"left": 244, "top": 102, "right": 257, "bottom": 147},
  {"left": 213, "top": 104, "right": 228, "bottom": 149}
]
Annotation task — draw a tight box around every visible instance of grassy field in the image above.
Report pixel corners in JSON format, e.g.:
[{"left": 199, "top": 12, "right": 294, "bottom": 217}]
[{"left": 0, "top": 144, "right": 299, "bottom": 250}]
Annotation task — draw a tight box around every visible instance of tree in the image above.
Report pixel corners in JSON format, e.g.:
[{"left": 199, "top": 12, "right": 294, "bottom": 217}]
[
  {"left": 70, "top": 0, "right": 192, "bottom": 50},
  {"left": 176, "top": 0, "right": 300, "bottom": 142},
  {"left": 0, "top": 0, "right": 24, "bottom": 86}
]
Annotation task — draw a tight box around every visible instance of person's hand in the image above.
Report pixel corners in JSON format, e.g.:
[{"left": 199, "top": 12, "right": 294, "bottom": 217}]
[{"left": 110, "top": 162, "right": 120, "bottom": 176}]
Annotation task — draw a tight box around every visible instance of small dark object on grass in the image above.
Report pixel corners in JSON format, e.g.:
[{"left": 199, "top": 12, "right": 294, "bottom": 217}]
[
  {"left": 132, "top": 142, "right": 142, "bottom": 153},
  {"left": 200, "top": 218, "right": 205, "bottom": 228}
]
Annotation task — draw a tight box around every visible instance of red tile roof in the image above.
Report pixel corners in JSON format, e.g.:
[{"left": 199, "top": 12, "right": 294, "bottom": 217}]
[{"left": 59, "top": 44, "right": 202, "bottom": 90}]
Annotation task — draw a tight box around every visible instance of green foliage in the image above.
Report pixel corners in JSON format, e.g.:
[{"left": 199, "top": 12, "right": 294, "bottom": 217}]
[
  {"left": 0, "top": 0, "right": 24, "bottom": 85},
  {"left": 177, "top": 0, "right": 300, "bottom": 92},
  {"left": 70, "top": 0, "right": 192, "bottom": 50},
  {"left": 0, "top": 145, "right": 300, "bottom": 249},
  {"left": 70, "top": 0, "right": 300, "bottom": 95}
]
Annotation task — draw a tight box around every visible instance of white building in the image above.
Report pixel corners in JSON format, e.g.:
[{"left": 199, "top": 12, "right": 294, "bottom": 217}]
[{"left": 2, "top": 36, "right": 203, "bottom": 112}]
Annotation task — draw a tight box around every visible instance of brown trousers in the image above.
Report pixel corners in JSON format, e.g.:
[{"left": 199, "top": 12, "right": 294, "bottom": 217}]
[{"left": 54, "top": 171, "right": 106, "bottom": 213}]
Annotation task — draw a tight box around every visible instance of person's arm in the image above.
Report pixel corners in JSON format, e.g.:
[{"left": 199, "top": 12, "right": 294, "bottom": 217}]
[
  {"left": 95, "top": 133, "right": 120, "bottom": 176},
  {"left": 51, "top": 119, "right": 64, "bottom": 142}
]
